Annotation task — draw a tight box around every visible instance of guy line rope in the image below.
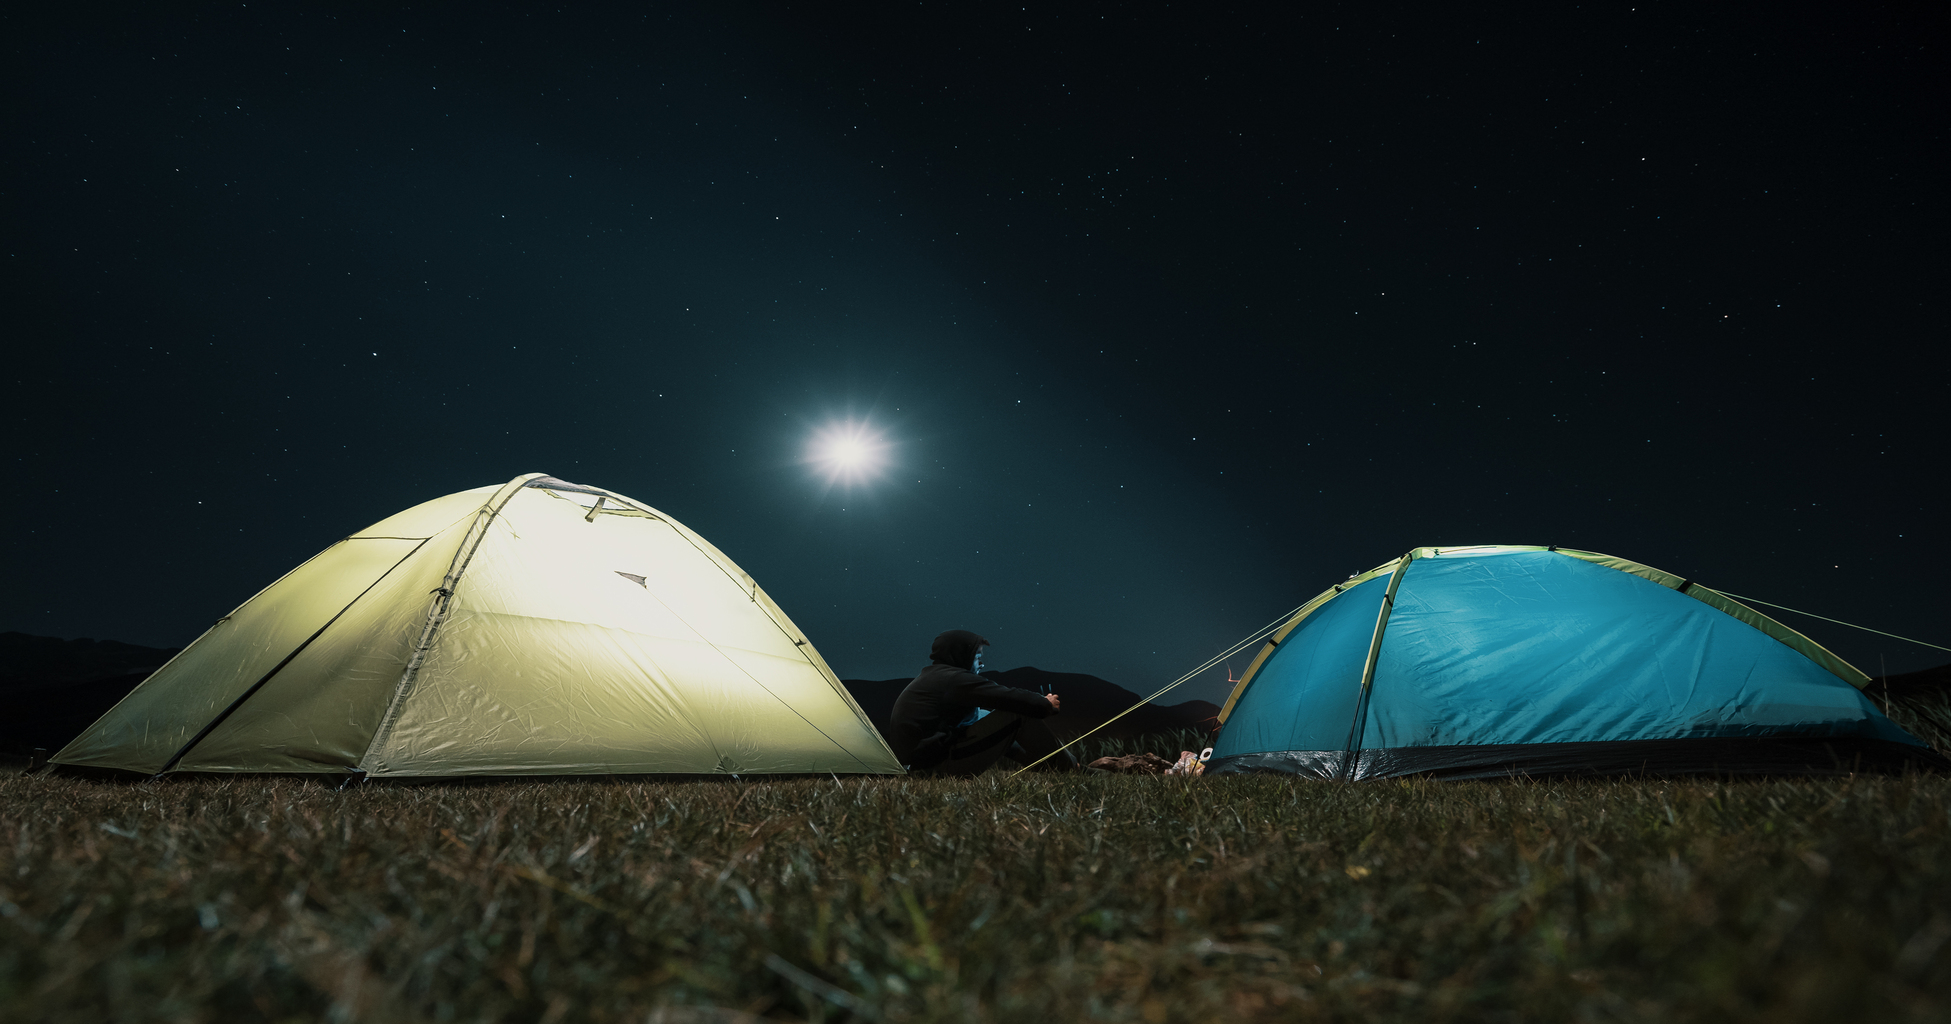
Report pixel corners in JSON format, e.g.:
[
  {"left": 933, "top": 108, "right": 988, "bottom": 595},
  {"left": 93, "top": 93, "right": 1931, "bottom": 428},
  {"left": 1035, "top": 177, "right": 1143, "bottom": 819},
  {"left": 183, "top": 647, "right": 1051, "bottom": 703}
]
[
  {"left": 1711, "top": 591, "right": 1951, "bottom": 653},
  {"left": 1007, "top": 600, "right": 1309, "bottom": 777}
]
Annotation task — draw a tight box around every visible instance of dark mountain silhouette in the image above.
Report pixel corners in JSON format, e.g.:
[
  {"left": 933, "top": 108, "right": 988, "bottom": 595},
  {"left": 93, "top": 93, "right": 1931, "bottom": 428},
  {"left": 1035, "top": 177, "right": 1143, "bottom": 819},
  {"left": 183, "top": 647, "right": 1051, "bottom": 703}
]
[
  {"left": 0, "top": 632, "right": 179, "bottom": 757},
  {"left": 842, "top": 666, "right": 1220, "bottom": 750}
]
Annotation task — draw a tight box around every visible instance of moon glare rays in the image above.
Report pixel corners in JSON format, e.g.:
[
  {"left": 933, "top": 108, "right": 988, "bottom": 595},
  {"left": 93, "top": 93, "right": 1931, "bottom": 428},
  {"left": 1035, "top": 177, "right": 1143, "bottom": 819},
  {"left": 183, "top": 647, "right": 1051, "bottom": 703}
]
[{"left": 806, "top": 420, "right": 891, "bottom": 486}]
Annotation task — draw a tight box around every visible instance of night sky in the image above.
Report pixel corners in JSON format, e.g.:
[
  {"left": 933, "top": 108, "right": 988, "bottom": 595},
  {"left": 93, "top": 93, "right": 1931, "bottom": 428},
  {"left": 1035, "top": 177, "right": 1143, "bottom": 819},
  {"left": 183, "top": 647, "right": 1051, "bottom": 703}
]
[{"left": 7, "top": 3, "right": 1945, "bottom": 703}]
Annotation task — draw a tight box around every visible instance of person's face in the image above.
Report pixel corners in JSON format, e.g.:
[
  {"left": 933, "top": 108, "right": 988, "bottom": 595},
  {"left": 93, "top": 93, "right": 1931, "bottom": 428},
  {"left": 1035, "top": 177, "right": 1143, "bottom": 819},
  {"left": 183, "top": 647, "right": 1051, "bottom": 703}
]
[{"left": 973, "top": 645, "right": 989, "bottom": 673}]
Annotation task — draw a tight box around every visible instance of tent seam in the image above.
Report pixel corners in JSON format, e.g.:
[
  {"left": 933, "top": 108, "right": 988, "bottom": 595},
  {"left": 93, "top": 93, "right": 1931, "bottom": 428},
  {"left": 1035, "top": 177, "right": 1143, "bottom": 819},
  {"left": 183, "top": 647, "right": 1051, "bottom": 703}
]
[
  {"left": 52, "top": 529, "right": 424, "bottom": 768},
  {"left": 626, "top": 580, "right": 878, "bottom": 772},
  {"left": 154, "top": 536, "right": 433, "bottom": 775}
]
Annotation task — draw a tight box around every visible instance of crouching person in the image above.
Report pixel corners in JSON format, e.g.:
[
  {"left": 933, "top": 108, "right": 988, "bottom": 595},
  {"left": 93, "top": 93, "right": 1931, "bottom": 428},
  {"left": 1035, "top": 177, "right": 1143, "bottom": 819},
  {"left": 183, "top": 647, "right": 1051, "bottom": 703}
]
[{"left": 889, "top": 630, "right": 1078, "bottom": 775}]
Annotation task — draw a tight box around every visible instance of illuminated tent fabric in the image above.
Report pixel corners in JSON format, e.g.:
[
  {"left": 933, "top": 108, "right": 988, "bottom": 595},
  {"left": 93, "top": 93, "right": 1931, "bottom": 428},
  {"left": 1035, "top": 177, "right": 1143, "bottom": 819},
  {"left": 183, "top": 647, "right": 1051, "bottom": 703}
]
[
  {"left": 53, "top": 473, "right": 902, "bottom": 778},
  {"left": 1209, "top": 546, "right": 1946, "bottom": 780}
]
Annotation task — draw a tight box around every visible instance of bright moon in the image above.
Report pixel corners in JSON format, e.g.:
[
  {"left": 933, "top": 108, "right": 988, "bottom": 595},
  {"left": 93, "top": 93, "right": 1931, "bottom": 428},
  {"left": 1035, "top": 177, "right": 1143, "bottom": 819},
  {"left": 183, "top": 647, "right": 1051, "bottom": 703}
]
[
  {"left": 808, "top": 422, "right": 888, "bottom": 483},
  {"left": 829, "top": 438, "right": 867, "bottom": 467}
]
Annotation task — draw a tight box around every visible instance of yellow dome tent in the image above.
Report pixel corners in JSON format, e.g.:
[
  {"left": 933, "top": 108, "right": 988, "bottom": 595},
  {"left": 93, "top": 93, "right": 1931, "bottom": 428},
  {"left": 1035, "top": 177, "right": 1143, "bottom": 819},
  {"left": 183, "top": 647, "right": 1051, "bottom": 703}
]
[{"left": 52, "top": 474, "right": 902, "bottom": 778}]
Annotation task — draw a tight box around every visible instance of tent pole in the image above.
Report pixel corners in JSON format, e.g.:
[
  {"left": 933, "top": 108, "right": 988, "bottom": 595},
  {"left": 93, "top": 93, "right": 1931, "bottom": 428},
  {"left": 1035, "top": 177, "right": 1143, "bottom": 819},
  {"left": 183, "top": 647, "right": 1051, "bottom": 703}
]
[
  {"left": 1340, "top": 550, "right": 1416, "bottom": 781},
  {"left": 358, "top": 473, "right": 542, "bottom": 774}
]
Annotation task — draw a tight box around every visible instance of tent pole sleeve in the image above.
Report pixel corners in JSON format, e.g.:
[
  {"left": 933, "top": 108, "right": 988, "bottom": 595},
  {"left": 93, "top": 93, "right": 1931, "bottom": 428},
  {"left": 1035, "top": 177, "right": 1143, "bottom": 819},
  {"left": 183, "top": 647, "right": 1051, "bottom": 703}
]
[
  {"left": 154, "top": 538, "right": 432, "bottom": 775},
  {"left": 1340, "top": 551, "right": 1415, "bottom": 781},
  {"left": 358, "top": 473, "right": 542, "bottom": 773}
]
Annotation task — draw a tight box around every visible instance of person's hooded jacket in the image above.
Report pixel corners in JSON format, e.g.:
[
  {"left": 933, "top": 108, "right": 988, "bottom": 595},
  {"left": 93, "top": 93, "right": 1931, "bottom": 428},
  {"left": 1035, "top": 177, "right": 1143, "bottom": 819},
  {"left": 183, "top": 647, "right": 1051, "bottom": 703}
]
[{"left": 887, "top": 630, "right": 1055, "bottom": 769}]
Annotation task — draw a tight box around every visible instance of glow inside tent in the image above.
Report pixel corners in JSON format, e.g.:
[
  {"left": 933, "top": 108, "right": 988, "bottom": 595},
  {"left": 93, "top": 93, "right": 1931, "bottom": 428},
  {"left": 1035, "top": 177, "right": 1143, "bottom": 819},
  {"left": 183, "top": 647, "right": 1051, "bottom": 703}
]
[{"left": 54, "top": 473, "right": 902, "bottom": 778}]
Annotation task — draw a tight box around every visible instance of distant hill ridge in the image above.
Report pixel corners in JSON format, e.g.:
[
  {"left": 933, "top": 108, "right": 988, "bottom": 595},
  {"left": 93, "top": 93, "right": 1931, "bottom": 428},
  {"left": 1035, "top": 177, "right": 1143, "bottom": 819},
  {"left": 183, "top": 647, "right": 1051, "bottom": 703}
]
[
  {"left": 0, "top": 631, "right": 180, "bottom": 686},
  {"left": 0, "top": 632, "right": 181, "bottom": 758}
]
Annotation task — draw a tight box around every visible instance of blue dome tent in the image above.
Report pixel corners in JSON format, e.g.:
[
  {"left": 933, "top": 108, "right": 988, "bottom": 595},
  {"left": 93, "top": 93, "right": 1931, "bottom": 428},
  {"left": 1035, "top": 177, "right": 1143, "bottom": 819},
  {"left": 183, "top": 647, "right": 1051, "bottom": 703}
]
[{"left": 1209, "top": 546, "right": 1946, "bottom": 779}]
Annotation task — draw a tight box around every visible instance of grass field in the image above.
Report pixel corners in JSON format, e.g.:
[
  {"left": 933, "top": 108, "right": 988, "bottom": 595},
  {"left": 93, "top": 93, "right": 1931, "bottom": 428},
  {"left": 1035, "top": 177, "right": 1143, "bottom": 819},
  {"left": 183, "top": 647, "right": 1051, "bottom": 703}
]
[{"left": 3, "top": 764, "right": 1948, "bottom": 1024}]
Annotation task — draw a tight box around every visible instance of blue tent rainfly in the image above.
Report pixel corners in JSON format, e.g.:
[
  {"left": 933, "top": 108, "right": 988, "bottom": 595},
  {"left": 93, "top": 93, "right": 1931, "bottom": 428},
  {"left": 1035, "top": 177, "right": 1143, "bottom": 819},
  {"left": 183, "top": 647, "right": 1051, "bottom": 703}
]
[{"left": 1208, "top": 545, "right": 1946, "bottom": 780}]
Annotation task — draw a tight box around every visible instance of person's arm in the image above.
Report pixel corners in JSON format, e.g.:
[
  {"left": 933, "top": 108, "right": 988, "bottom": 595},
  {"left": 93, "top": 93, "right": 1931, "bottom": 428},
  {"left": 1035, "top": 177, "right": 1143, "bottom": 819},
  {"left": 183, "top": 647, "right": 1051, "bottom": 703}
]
[{"left": 958, "top": 673, "right": 1058, "bottom": 718}]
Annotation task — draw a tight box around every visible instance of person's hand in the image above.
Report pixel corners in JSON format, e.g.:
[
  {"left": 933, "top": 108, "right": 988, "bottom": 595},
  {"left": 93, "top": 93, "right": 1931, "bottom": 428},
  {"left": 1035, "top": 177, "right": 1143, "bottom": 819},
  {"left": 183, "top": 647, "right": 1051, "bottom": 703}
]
[{"left": 1045, "top": 693, "right": 1061, "bottom": 711}]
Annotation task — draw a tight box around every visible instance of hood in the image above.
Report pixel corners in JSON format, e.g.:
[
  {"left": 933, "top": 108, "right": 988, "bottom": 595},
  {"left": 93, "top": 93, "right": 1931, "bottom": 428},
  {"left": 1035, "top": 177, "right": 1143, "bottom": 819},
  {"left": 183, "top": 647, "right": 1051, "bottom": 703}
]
[{"left": 929, "top": 629, "right": 990, "bottom": 670}]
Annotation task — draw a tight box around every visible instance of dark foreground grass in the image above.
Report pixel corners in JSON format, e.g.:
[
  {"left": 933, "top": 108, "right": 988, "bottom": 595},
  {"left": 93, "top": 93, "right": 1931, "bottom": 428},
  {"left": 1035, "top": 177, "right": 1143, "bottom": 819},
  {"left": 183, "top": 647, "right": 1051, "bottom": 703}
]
[{"left": 2, "top": 770, "right": 1947, "bottom": 1023}]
